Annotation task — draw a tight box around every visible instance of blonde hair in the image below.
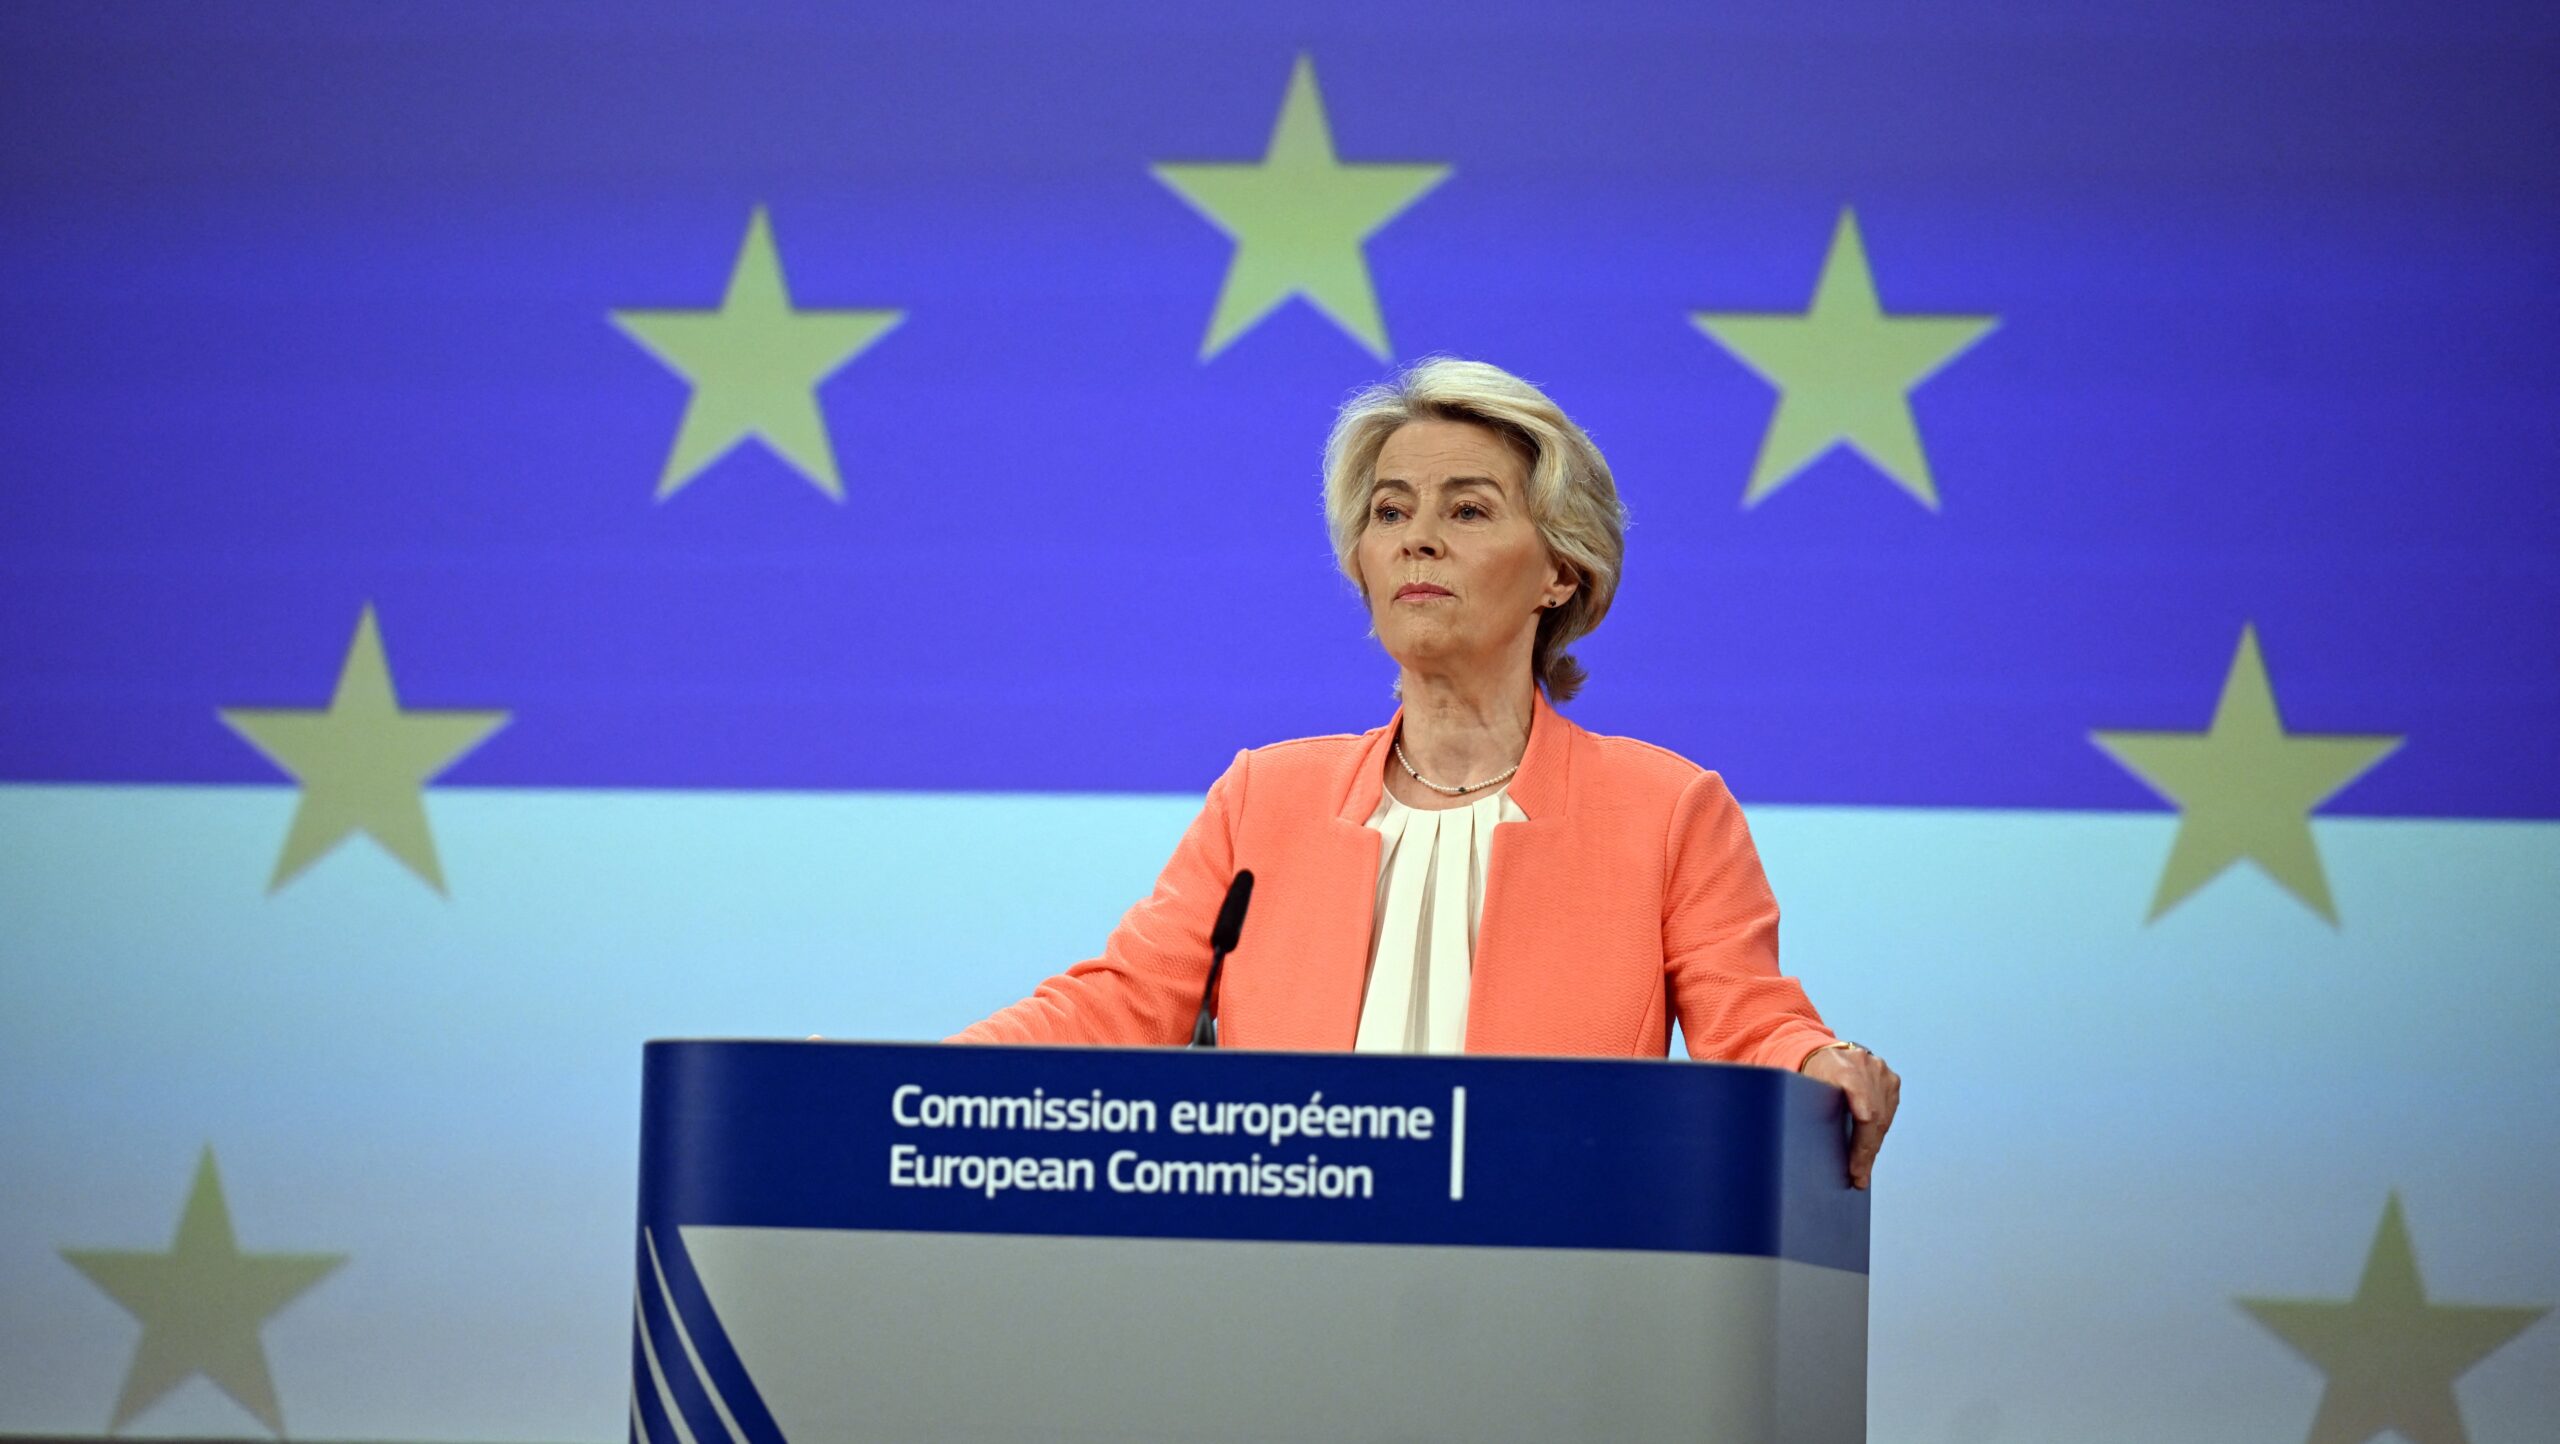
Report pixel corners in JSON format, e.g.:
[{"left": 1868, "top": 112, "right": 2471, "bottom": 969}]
[{"left": 1321, "top": 358, "right": 1628, "bottom": 703}]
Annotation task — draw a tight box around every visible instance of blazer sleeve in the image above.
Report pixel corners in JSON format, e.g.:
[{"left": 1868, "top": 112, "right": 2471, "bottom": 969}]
[
  {"left": 947, "top": 750, "right": 1248, "bottom": 1047},
  {"left": 1662, "top": 769, "right": 1839, "bottom": 1070}
]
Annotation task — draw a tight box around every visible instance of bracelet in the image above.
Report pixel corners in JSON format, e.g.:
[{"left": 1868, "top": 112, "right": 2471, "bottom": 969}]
[{"left": 1801, "top": 1039, "right": 1865, "bottom": 1069}]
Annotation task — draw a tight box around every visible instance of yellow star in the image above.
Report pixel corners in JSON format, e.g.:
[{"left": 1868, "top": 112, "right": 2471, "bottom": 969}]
[
  {"left": 61, "top": 1148, "right": 346, "bottom": 1438},
  {"left": 1692, "top": 207, "right": 1997, "bottom": 509},
  {"left": 612, "top": 206, "right": 904, "bottom": 501},
  {"left": 1153, "top": 54, "right": 1450, "bottom": 360},
  {"left": 2238, "top": 1194, "right": 2547, "bottom": 1444},
  {"left": 2091, "top": 624, "right": 2400, "bottom": 924},
  {"left": 219, "top": 604, "right": 508, "bottom": 894}
]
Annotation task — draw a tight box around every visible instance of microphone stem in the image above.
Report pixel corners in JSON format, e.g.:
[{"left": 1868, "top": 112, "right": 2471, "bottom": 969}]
[{"left": 1191, "top": 947, "right": 1230, "bottom": 1048}]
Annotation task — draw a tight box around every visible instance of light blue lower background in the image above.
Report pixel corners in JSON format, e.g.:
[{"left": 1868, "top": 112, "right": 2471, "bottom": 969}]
[{"left": 1, "top": 784, "right": 2553, "bottom": 1442}]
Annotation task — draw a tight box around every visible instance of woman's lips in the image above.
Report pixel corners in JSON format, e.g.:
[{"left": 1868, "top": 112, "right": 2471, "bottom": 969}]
[{"left": 1395, "top": 584, "right": 1453, "bottom": 600}]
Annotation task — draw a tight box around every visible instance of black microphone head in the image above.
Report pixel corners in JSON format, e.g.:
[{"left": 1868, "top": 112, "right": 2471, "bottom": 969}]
[{"left": 1210, "top": 870, "right": 1255, "bottom": 954}]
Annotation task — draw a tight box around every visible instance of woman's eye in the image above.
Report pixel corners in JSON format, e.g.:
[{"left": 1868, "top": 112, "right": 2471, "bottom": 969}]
[
  {"left": 1455, "top": 503, "right": 1487, "bottom": 520},
  {"left": 1373, "top": 505, "right": 1403, "bottom": 523}
]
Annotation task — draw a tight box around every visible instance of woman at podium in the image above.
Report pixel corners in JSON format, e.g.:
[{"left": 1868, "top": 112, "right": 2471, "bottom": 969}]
[{"left": 956, "top": 359, "right": 1899, "bottom": 1187}]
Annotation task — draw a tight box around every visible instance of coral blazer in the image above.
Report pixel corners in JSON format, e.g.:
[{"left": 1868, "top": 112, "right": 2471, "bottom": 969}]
[{"left": 953, "top": 693, "right": 1837, "bottom": 1068}]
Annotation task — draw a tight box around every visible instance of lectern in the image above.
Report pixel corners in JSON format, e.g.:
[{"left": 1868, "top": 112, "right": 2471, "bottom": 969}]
[{"left": 628, "top": 1040, "right": 1868, "bottom": 1443}]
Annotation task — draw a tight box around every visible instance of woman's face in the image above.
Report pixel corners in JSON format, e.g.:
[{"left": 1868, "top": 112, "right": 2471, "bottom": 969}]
[{"left": 1354, "top": 418, "right": 1576, "bottom": 681}]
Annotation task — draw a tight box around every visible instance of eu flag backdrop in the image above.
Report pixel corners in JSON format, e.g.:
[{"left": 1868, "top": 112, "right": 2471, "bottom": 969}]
[{"left": 2, "top": 3, "right": 2553, "bottom": 1441}]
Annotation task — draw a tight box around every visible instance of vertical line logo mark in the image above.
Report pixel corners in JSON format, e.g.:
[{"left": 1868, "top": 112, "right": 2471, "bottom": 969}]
[{"left": 1449, "top": 1086, "right": 1468, "bottom": 1200}]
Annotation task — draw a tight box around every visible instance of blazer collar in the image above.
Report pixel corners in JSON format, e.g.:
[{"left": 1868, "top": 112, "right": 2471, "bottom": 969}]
[{"left": 1332, "top": 689, "right": 1576, "bottom": 823}]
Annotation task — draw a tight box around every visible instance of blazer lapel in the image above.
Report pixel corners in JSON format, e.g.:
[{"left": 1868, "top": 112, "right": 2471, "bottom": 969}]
[
  {"left": 1465, "top": 692, "right": 1578, "bottom": 1052},
  {"left": 1283, "top": 711, "right": 1395, "bottom": 1050}
]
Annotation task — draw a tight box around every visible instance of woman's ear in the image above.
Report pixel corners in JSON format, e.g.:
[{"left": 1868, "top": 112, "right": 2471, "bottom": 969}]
[{"left": 1544, "top": 562, "right": 1580, "bottom": 610}]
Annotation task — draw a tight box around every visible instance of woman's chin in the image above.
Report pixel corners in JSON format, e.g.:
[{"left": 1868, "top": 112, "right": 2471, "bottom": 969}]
[{"left": 1380, "top": 632, "right": 1473, "bottom": 672}]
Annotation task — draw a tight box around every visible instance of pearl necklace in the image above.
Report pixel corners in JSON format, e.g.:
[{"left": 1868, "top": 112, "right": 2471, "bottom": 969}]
[{"left": 1392, "top": 737, "right": 1521, "bottom": 797}]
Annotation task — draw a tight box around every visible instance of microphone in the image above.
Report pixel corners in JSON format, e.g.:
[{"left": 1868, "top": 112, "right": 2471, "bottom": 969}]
[{"left": 1189, "top": 870, "right": 1255, "bottom": 1048}]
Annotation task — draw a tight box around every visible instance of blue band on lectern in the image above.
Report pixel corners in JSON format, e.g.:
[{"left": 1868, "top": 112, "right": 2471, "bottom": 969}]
[{"left": 635, "top": 1040, "right": 1869, "bottom": 1274}]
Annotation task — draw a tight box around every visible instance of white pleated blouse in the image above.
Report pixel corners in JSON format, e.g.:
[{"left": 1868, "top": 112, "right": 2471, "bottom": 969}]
[{"left": 1351, "top": 783, "right": 1527, "bottom": 1054}]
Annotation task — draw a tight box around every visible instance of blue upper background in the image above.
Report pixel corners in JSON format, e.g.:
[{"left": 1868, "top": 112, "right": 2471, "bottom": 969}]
[{"left": 3, "top": 1, "right": 2553, "bottom": 815}]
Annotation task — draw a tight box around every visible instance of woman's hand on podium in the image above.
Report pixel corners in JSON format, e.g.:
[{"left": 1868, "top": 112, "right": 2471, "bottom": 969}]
[{"left": 1800, "top": 1042, "right": 1899, "bottom": 1190}]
